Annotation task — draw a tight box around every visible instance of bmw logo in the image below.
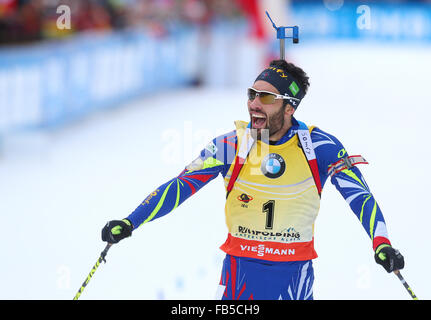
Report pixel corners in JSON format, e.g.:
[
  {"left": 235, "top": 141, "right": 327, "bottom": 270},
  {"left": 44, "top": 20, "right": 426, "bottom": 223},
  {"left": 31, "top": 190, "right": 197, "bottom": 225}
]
[{"left": 261, "top": 153, "right": 286, "bottom": 179}]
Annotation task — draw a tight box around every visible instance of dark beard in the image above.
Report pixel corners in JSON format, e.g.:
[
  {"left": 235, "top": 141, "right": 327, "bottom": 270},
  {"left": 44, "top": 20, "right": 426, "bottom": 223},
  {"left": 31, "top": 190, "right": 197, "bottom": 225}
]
[
  {"left": 251, "top": 106, "right": 285, "bottom": 141},
  {"left": 268, "top": 107, "right": 285, "bottom": 137}
]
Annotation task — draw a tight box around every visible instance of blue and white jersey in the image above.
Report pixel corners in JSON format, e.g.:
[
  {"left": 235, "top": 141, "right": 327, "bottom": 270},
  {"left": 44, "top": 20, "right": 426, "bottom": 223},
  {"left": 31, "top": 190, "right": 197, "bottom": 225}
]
[{"left": 127, "top": 116, "right": 391, "bottom": 252}]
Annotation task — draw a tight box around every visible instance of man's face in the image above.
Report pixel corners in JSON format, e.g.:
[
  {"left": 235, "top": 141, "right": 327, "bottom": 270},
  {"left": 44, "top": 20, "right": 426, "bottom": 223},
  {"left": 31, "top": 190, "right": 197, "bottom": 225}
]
[{"left": 248, "top": 80, "right": 289, "bottom": 139}]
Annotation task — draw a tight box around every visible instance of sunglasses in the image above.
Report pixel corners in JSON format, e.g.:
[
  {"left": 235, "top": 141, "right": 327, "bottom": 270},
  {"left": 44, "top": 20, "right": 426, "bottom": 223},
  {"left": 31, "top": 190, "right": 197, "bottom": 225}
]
[{"left": 247, "top": 87, "right": 300, "bottom": 105}]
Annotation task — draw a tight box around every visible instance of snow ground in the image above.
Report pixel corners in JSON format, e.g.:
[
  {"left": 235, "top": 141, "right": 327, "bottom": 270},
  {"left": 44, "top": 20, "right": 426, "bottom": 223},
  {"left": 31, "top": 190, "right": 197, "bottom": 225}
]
[{"left": 0, "top": 41, "right": 430, "bottom": 300}]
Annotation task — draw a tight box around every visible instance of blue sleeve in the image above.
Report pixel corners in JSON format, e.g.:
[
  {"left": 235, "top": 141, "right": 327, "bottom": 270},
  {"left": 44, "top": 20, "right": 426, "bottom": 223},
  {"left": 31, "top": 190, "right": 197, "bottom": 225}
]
[
  {"left": 126, "top": 131, "right": 237, "bottom": 229},
  {"left": 311, "top": 127, "right": 391, "bottom": 250}
]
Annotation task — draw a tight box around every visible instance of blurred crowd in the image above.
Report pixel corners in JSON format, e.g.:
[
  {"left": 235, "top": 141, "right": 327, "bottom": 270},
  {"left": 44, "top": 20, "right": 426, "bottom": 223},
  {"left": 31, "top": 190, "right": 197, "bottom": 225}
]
[
  {"left": 0, "top": 0, "right": 244, "bottom": 45},
  {"left": 1, "top": 0, "right": 431, "bottom": 45}
]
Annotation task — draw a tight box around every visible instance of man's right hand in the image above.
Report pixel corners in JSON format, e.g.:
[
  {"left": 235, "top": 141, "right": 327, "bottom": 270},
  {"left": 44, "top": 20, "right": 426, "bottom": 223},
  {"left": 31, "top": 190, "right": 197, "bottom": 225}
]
[{"left": 101, "top": 219, "right": 133, "bottom": 244}]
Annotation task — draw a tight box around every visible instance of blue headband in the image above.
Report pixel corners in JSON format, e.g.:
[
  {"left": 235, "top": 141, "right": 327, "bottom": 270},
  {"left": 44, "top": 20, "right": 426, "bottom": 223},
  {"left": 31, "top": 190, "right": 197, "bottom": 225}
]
[{"left": 254, "top": 66, "right": 304, "bottom": 109}]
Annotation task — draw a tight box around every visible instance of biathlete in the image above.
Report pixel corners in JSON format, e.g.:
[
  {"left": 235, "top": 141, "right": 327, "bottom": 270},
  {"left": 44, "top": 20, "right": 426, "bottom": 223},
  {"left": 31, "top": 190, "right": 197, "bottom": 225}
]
[{"left": 101, "top": 59, "right": 404, "bottom": 300}]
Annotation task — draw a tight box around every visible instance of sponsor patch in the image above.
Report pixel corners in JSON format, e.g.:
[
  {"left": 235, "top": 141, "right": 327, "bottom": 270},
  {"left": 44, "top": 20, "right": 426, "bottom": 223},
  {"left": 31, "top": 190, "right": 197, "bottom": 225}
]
[
  {"left": 237, "top": 193, "right": 253, "bottom": 203},
  {"left": 204, "top": 141, "right": 218, "bottom": 155},
  {"left": 289, "top": 81, "right": 300, "bottom": 96},
  {"left": 261, "top": 153, "right": 286, "bottom": 179}
]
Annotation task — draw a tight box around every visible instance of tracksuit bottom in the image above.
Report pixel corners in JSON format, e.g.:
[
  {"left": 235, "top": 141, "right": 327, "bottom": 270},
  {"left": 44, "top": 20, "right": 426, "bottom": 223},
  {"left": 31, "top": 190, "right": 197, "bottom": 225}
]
[{"left": 217, "top": 254, "right": 314, "bottom": 300}]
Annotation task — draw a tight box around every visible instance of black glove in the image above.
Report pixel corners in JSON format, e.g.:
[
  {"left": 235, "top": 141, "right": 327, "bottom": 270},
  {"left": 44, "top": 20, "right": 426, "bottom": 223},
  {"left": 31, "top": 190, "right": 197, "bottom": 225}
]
[
  {"left": 374, "top": 244, "right": 404, "bottom": 273},
  {"left": 101, "top": 219, "right": 133, "bottom": 244}
]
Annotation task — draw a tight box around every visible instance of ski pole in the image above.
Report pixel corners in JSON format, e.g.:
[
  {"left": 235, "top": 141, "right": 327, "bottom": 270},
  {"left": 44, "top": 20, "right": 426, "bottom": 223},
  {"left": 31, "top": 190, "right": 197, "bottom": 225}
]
[
  {"left": 73, "top": 243, "right": 113, "bottom": 300},
  {"left": 394, "top": 270, "right": 418, "bottom": 300}
]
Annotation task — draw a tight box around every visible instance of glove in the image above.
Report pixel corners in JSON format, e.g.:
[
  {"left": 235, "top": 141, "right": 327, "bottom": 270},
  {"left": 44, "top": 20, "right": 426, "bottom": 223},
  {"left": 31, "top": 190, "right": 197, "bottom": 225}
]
[
  {"left": 374, "top": 244, "right": 404, "bottom": 273},
  {"left": 101, "top": 219, "right": 133, "bottom": 244}
]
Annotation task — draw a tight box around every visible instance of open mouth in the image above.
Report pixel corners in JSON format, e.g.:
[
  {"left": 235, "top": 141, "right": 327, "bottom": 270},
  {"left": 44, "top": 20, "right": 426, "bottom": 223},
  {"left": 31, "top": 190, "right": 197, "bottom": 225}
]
[{"left": 251, "top": 113, "right": 267, "bottom": 129}]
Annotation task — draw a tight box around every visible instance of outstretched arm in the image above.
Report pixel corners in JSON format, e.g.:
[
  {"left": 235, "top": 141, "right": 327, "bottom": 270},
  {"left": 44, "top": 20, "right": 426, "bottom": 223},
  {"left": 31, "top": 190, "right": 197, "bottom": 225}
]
[
  {"left": 312, "top": 127, "right": 404, "bottom": 272},
  {"left": 126, "top": 163, "right": 222, "bottom": 230},
  {"left": 312, "top": 128, "right": 390, "bottom": 249},
  {"left": 106, "top": 131, "right": 237, "bottom": 235}
]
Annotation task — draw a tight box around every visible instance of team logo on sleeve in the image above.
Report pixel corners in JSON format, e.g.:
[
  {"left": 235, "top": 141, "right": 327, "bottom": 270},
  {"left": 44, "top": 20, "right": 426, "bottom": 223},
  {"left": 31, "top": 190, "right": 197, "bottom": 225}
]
[
  {"left": 205, "top": 141, "right": 218, "bottom": 155},
  {"left": 261, "top": 153, "right": 286, "bottom": 178}
]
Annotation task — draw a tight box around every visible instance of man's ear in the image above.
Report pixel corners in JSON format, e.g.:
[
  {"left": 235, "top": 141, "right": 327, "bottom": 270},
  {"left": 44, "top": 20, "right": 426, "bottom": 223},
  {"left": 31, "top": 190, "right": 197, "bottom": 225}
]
[{"left": 285, "top": 104, "right": 296, "bottom": 117}]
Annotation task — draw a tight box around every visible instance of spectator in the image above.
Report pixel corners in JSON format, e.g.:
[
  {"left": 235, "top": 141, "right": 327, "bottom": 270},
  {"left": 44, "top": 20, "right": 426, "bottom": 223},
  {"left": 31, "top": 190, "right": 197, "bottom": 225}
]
[{"left": 0, "top": 0, "right": 243, "bottom": 45}]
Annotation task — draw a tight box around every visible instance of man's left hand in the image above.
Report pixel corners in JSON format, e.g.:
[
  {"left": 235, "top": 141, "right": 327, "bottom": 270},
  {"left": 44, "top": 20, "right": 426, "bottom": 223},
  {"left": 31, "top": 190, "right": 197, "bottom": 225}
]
[{"left": 374, "top": 244, "right": 404, "bottom": 273}]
